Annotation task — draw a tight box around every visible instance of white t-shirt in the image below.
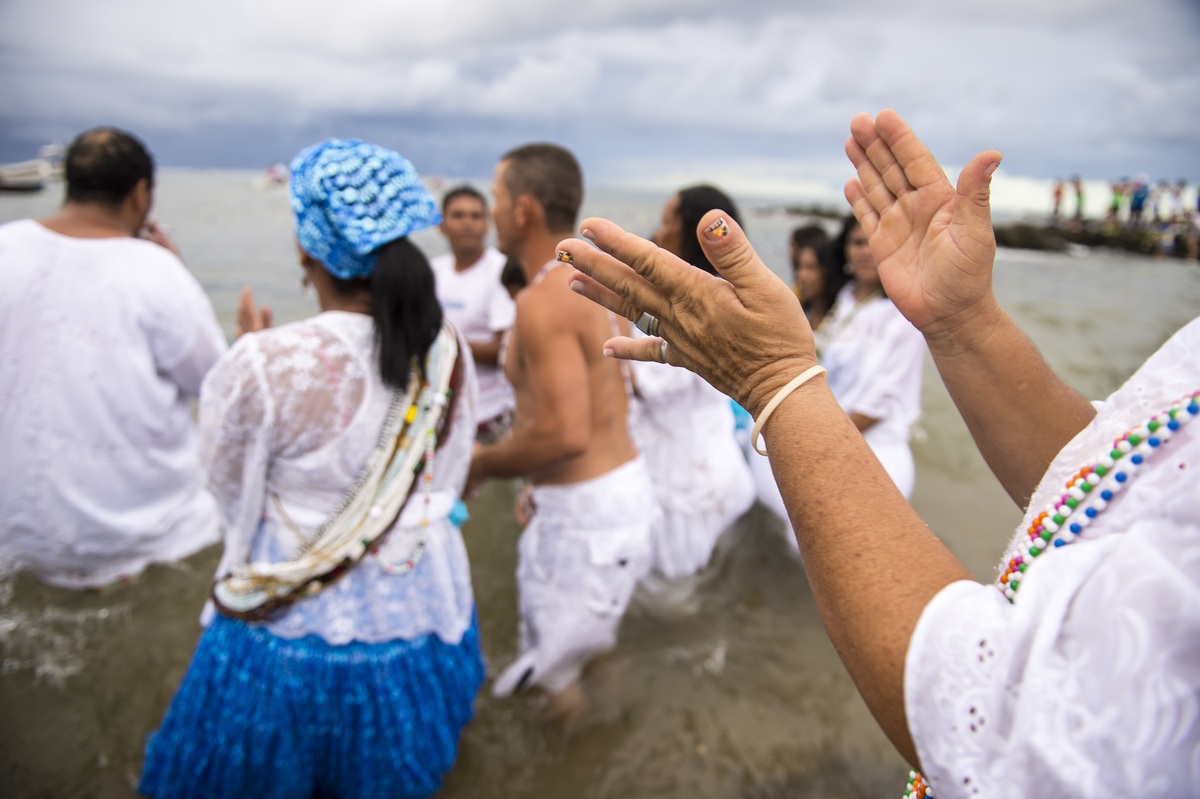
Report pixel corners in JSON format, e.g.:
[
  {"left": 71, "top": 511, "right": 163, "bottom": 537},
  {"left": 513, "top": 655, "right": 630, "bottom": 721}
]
[
  {"left": 905, "top": 315, "right": 1200, "bottom": 798},
  {"left": 431, "top": 247, "right": 515, "bottom": 422},
  {"left": 0, "top": 219, "right": 226, "bottom": 587}
]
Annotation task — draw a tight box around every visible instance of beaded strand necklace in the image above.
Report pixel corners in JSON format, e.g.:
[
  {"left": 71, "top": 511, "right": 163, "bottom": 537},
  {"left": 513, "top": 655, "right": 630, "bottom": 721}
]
[
  {"left": 372, "top": 387, "right": 445, "bottom": 575},
  {"left": 905, "top": 389, "right": 1199, "bottom": 799}
]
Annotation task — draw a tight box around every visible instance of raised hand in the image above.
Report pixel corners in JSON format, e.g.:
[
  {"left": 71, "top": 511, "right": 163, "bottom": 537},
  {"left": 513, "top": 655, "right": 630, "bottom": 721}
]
[
  {"left": 844, "top": 109, "right": 1002, "bottom": 340},
  {"left": 561, "top": 212, "right": 815, "bottom": 418},
  {"left": 141, "top": 219, "right": 184, "bottom": 260},
  {"left": 234, "top": 286, "right": 273, "bottom": 338}
]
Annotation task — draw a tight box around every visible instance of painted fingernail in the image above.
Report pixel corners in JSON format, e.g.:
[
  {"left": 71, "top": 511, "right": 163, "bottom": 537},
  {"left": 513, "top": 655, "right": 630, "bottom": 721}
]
[
  {"left": 581, "top": 228, "right": 596, "bottom": 242},
  {"left": 703, "top": 217, "right": 729, "bottom": 242},
  {"left": 986, "top": 161, "right": 1001, "bottom": 176},
  {"left": 556, "top": 250, "right": 573, "bottom": 263}
]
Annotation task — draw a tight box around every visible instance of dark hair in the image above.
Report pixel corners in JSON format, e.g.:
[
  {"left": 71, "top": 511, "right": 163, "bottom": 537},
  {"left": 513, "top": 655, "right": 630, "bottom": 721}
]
[
  {"left": 830, "top": 215, "right": 860, "bottom": 276},
  {"left": 329, "top": 237, "right": 443, "bottom": 390},
  {"left": 64, "top": 127, "right": 154, "bottom": 207},
  {"left": 500, "top": 143, "right": 583, "bottom": 234},
  {"left": 831, "top": 214, "right": 884, "bottom": 298},
  {"left": 799, "top": 239, "right": 846, "bottom": 314},
  {"left": 789, "top": 225, "right": 829, "bottom": 268},
  {"left": 500, "top": 256, "right": 527, "bottom": 293},
  {"left": 442, "top": 184, "right": 486, "bottom": 215},
  {"left": 675, "top": 184, "right": 740, "bottom": 276}
]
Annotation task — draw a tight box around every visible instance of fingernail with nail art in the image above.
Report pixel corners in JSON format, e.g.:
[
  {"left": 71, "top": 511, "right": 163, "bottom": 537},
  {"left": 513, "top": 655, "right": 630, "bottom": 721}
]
[
  {"left": 556, "top": 250, "right": 573, "bottom": 263},
  {"left": 703, "top": 217, "right": 730, "bottom": 242}
]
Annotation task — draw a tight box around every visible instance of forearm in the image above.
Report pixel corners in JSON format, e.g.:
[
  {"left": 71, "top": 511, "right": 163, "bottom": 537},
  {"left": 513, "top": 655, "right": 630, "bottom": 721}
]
[
  {"left": 468, "top": 337, "right": 502, "bottom": 367},
  {"left": 763, "top": 377, "right": 972, "bottom": 768},
  {"left": 924, "top": 298, "right": 1095, "bottom": 508},
  {"left": 471, "top": 423, "right": 584, "bottom": 481},
  {"left": 849, "top": 412, "right": 878, "bottom": 433}
]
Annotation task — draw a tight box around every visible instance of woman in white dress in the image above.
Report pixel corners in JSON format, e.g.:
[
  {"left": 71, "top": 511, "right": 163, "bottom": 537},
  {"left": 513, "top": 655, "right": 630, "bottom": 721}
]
[
  {"left": 819, "top": 215, "right": 926, "bottom": 498},
  {"left": 753, "top": 215, "right": 925, "bottom": 543},
  {"left": 630, "top": 185, "right": 757, "bottom": 608},
  {"left": 140, "top": 140, "right": 484, "bottom": 799}
]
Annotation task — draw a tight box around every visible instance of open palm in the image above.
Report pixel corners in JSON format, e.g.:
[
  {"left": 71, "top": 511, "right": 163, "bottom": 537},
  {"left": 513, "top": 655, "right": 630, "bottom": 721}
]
[{"left": 844, "top": 110, "right": 1002, "bottom": 337}]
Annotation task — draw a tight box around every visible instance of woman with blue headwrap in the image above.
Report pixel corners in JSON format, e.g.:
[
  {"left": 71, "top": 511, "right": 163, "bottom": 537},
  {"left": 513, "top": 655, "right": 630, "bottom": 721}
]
[{"left": 140, "top": 140, "right": 485, "bottom": 799}]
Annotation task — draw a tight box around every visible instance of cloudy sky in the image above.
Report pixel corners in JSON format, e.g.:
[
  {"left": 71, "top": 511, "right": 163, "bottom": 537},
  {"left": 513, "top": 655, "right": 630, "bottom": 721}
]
[{"left": 2, "top": 0, "right": 1198, "bottom": 206}]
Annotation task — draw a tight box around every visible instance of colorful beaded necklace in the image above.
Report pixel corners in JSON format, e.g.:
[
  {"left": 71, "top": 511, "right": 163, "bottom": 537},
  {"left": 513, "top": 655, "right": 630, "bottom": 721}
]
[
  {"left": 905, "top": 389, "right": 1199, "bottom": 799},
  {"left": 998, "top": 389, "right": 1198, "bottom": 602}
]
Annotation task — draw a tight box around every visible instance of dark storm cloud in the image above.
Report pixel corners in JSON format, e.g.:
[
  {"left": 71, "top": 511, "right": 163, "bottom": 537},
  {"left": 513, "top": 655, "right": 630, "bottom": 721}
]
[{"left": 1, "top": 0, "right": 1197, "bottom": 200}]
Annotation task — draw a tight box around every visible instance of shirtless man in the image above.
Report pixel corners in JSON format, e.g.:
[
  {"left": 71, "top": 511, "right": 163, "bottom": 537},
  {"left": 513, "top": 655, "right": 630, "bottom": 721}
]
[{"left": 468, "top": 143, "right": 659, "bottom": 701}]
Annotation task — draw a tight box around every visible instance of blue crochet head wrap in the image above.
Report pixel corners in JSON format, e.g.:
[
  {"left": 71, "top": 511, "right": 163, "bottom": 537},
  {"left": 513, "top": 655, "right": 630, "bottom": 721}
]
[{"left": 289, "top": 139, "right": 441, "bottom": 280}]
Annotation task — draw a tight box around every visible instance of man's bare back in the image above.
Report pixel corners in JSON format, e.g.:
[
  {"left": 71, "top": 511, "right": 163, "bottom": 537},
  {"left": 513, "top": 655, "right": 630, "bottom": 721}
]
[{"left": 500, "top": 261, "right": 637, "bottom": 486}]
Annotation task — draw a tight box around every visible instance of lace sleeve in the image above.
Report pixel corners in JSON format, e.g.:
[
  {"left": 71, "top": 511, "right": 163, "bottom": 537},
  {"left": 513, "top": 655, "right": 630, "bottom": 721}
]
[{"left": 198, "top": 336, "right": 274, "bottom": 575}]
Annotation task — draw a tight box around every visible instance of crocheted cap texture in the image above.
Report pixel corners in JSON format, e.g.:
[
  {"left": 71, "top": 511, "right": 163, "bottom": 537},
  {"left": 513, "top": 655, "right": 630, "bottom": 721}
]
[{"left": 290, "top": 139, "right": 441, "bottom": 280}]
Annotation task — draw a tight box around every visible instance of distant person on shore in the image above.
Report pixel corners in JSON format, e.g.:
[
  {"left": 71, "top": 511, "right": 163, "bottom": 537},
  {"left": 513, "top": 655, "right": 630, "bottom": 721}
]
[
  {"left": 141, "top": 139, "right": 484, "bottom": 798},
  {"left": 1105, "top": 178, "right": 1126, "bottom": 231},
  {"left": 468, "top": 144, "right": 658, "bottom": 706},
  {"left": 431, "top": 185, "right": 517, "bottom": 443},
  {"left": 562, "top": 106, "right": 1200, "bottom": 799},
  {"left": 630, "top": 185, "right": 756, "bottom": 612},
  {"left": 0, "top": 127, "right": 226, "bottom": 588},
  {"left": 1152, "top": 178, "right": 1173, "bottom": 223},
  {"left": 1071, "top": 175, "right": 1084, "bottom": 223},
  {"left": 1051, "top": 179, "right": 1064, "bottom": 224},
  {"left": 1170, "top": 178, "right": 1188, "bottom": 224},
  {"left": 788, "top": 224, "right": 829, "bottom": 303},
  {"left": 1129, "top": 175, "right": 1150, "bottom": 229}
]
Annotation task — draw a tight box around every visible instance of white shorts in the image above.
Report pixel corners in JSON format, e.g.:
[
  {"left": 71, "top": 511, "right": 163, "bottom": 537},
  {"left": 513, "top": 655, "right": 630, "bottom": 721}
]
[{"left": 492, "top": 457, "right": 659, "bottom": 696}]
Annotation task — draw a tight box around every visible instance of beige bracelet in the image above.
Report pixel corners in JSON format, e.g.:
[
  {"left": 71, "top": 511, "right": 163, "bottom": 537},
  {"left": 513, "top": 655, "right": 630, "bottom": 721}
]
[{"left": 750, "top": 365, "right": 827, "bottom": 456}]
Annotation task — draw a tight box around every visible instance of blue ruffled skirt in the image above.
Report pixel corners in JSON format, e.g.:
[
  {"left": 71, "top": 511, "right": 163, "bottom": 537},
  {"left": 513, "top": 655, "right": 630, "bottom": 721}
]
[{"left": 140, "top": 612, "right": 485, "bottom": 799}]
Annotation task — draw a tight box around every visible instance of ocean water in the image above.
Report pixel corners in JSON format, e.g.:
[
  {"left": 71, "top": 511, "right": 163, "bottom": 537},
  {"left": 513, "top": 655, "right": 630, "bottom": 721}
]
[{"left": 2, "top": 170, "right": 1199, "bottom": 798}]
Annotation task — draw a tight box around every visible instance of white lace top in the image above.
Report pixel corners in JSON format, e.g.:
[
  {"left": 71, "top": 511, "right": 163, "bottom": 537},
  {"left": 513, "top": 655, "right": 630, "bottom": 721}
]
[
  {"left": 198, "top": 311, "right": 478, "bottom": 646},
  {"left": 0, "top": 220, "right": 226, "bottom": 588},
  {"left": 905, "top": 315, "right": 1200, "bottom": 798}
]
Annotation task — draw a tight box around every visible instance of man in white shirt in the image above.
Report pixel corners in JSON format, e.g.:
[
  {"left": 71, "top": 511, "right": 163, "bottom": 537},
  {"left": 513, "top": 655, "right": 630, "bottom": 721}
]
[
  {"left": 0, "top": 127, "right": 227, "bottom": 588},
  {"left": 430, "top": 185, "right": 516, "bottom": 442}
]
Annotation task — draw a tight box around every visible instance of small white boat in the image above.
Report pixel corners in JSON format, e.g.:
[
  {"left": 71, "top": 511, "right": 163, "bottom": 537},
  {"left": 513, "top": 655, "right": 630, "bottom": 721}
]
[
  {"left": 0, "top": 158, "right": 53, "bottom": 191},
  {"left": 38, "top": 144, "right": 65, "bottom": 179}
]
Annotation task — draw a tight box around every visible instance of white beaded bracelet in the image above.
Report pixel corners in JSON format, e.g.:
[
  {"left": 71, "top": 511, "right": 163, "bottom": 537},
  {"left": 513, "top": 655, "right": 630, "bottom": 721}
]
[{"left": 750, "top": 365, "right": 827, "bottom": 456}]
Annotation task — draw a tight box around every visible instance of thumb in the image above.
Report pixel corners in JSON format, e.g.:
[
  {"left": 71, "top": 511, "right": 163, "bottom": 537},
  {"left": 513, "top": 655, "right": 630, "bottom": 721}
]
[
  {"left": 954, "top": 149, "right": 1003, "bottom": 230},
  {"left": 261, "top": 306, "right": 274, "bottom": 329},
  {"left": 602, "top": 334, "right": 670, "bottom": 365},
  {"left": 694, "top": 210, "right": 779, "bottom": 292}
]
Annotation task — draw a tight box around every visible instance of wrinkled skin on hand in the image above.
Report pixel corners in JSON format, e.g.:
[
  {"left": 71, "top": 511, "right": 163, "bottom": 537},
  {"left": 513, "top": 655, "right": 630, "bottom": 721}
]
[
  {"left": 844, "top": 109, "right": 1003, "bottom": 344},
  {"left": 561, "top": 213, "right": 817, "bottom": 419}
]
